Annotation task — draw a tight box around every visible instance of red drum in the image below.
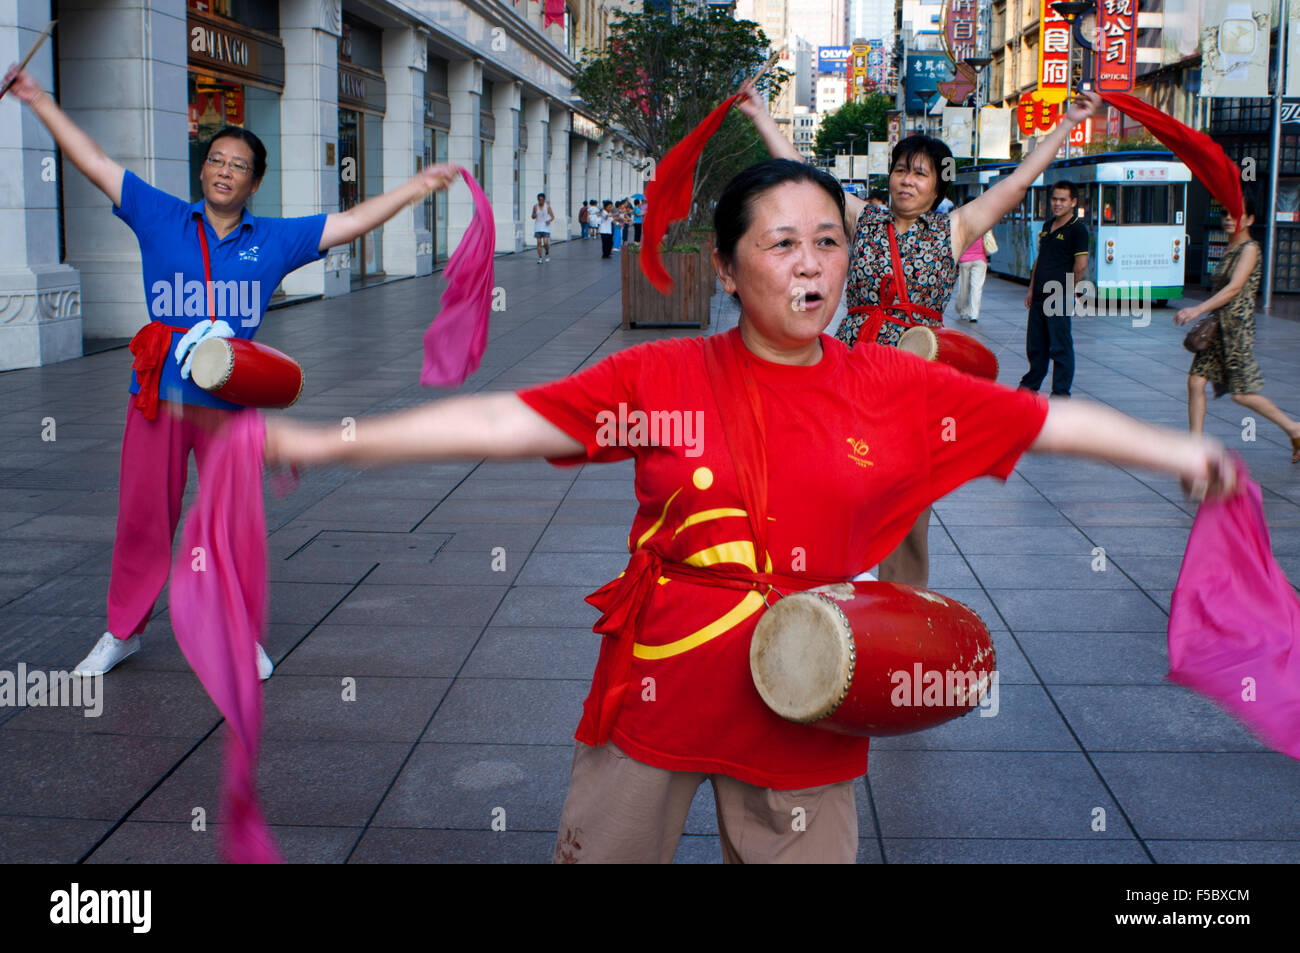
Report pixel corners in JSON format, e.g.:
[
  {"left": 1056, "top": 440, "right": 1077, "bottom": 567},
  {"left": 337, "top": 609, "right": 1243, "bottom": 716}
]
[
  {"left": 750, "top": 581, "right": 996, "bottom": 736},
  {"left": 189, "top": 337, "right": 304, "bottom": 409},
  {"left": 897, "top": 325, "right": 999, "bottom": 380}
]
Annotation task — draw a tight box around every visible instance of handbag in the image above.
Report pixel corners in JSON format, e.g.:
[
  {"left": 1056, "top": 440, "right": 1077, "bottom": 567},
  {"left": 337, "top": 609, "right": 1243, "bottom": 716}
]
[
  {"left": 981, "top": 231, "right": 998, "bottom": 255},
  {"left": 1183, "top": 313, "right": 1219, "bottom": 353}
]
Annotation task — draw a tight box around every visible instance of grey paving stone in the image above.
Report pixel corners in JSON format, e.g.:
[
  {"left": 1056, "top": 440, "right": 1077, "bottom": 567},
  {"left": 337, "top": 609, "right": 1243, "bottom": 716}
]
[
  {"left": 941, "top": 523, "right": 1094, "bottom": 555},
  {"left": 515, "top": 550, "right": 631, "bottom": 587},
  {"left": 0, "top": 668, "right": 220, "bottom": 737},
  {"left": 489, "top": 585, "right": 604, "bottom": 628},
  {"left": 327, "top": 583, "right": 506, "bottom": 628},
  {"left": 0, "top": 730, "right": 199, "bottom": 818},
  {"left": 261, "top": 675, "right": 451, "bottom": 743},
  {"left": 968, "top": 553, "right": 1137, "bottom": 590},
  {"left": 534, "top": 523, "right": 632, "bottom": 553},
  {"left": 349, "top": 828, "right": 556, "bottom": 863},
  {"left": 1016, "top": 631, "right": 1172, "bottom": 685},
  {"left": 1051, "top": 685, "right": 1270, "bottom": 753},
  {"left": 267, "top": 581, "right": 358, "bottom": 625},
  {"left": 0, "top": 816, "right": 116, "bottom": 863},
  {"left": 460, "top": 626, "right": 600, "bottom": 679},
  {"left": 370, "top": 741, "right": 573, "bottom": 831},
  {"left": 870, "top": 684, "right": 1076, "bottom": 752},
  {"left": 1083, "top": 526, "right": 1194, "bottom": 557},
  {"left": 882, "top": 837, "right": 1150, "bottom": 863},
  {"left": 83, "top": 821, "right": 360, "bottom": 864},
  {"left": 1091, "top": 752, "right": 1300, "bottom": 839},
  {"left": 987, "top": 588, "right": 1169, "bottom": 631},
  {"left": 929, "top": 501, "right": 1071, "bottom": 526},
  {"left": 132, "top": 735, "right": 413, "bottom": 828},
  {"left": 1145, "top": 840, "right": 1300, "bottom": 864},
  {"left": 273, "top": 624, "right": 481, "bottom": 678},
  {"left": 867, "top": 750, "right": 1130, "bottom": 838},
  {"left": 362, "top": 546, "right": 520, "bottom": 585},
  {"left": 0, "top": 539, "right": 109, "bottom": 576},
  {"left": 422, "top": 677, "right": 587, "bottom": 745}
]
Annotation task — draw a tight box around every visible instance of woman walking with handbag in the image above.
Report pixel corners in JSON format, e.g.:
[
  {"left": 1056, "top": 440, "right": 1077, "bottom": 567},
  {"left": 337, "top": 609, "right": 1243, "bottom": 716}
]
[
  {"left": 1175, "top": 197, "right": 1300, "bottom": 462},
  {"left": 954, "top": 230, "right": 994, "bottom": 323}
]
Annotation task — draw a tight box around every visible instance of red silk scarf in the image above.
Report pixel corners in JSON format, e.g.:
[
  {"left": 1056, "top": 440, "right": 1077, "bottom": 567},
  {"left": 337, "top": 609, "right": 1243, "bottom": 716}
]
[
  {"left": 1098, "top": 91, "right": 1244, "bottom": 228},
  {"left": 1169, "top": 466, "right": 1300, "bottom": 761},
  {"left": 421, "top": 169, "right": 496, "bottom": 389},
  {"left": 169, "top": 410, "right": 282, "bottom": 862},
  {"left": 640, "top": 93, "right": 744, "bottom": 294}
]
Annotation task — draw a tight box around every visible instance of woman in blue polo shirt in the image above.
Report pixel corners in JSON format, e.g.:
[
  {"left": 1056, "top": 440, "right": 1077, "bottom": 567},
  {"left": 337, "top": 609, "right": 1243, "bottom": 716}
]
[{"left": 4, "top": 64, "right": 460, "bottom": 678}]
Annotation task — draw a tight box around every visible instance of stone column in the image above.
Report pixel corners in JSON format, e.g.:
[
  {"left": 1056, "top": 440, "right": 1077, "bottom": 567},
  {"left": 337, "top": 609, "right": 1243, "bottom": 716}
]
[
  {"left": 0, "top": 0, "right": 84, "bottom": 368},
  {"left": 522, "top": 96, "right": 549, "bottom": 240},
  {"left": 490, "top": 79, "right": 520, "bottom": 254},
  {"left": 51, "top": 0, "right": 188, "bottom": 346},
  {"left": 446, "top": 57, "right": 482, "bottom": 251},
  {"left": 280, "top": 0, "right": 347, "bottom": 298},
  {"left": 380, "top": 26, "right": 427, "bottom": 277},
  {"left": 547, "top": 105, "right": 569, "bottom": 240},
  {"left": 569, "top": 135, "right": 588, "bottom": 239}
]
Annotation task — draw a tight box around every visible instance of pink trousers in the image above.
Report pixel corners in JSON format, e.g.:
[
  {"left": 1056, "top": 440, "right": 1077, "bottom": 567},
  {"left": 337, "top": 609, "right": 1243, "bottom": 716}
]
[{"left": 106, "top": 398, "right": 227, "bottom": 638}]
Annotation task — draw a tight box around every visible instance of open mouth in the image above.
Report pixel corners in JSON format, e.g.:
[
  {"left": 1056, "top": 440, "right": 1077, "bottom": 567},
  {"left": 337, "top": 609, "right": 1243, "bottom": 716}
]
[
  {"left": 801, "top": 291, "right": 824, "bottom": 307},
  {"left": 214, "top": 183, "right": 231, "bottom": 193}
]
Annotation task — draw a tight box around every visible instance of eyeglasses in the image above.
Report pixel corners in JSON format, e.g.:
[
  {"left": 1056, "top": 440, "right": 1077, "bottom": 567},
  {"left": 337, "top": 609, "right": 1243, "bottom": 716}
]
[{"left": 205, "top": 155, "right": 253, "bottom": 175}]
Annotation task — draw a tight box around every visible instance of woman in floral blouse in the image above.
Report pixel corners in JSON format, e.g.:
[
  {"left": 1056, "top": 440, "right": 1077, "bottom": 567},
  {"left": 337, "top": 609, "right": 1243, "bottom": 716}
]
[{"left": 739, "top": 85, "right": 1102, "bottom": 588}]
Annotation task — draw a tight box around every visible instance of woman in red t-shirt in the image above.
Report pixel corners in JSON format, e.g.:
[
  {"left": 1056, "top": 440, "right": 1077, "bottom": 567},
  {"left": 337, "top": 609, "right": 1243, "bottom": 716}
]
[{"left": 265, "top": 159, "right": 1235, "bottom": 864}]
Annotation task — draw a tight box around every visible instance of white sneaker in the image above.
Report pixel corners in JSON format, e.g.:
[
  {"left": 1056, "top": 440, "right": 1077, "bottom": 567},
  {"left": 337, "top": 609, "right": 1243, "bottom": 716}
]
[
  {"left": 544, "top": 256, "right": 550, "bottom": 262},
  {"left": 74, "top": 632, "right": 140, "bottom": 676},
  {"left": 256, "top": 643, "right": 274, "bottom": 681}
]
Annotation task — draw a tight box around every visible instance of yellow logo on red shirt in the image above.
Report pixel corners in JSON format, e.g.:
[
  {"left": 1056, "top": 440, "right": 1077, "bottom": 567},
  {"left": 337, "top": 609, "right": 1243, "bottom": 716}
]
[{"left": 845, "top": 437, "right": 875, "bottom": 468}]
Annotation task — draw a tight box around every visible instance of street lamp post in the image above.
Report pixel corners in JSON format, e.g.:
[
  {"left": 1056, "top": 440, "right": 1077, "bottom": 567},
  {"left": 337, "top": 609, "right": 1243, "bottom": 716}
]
[
  {"left": 845, "top": 132, "right": 859, "bottom": 185},
  {"left": 965, "top": 55, "right": 992, "bottom": 165},
  {"left": 1051, "top": 0, "right": 1094, "bottom": 158}
]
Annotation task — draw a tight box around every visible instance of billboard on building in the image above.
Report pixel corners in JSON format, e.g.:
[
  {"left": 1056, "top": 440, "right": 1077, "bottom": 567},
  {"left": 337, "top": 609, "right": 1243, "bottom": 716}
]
[
  {"left": 818, "top": 46, "right": 851, "bottom": 74},
  {"left": 905, "top": 54, "right": 953, "bottom": 114}
]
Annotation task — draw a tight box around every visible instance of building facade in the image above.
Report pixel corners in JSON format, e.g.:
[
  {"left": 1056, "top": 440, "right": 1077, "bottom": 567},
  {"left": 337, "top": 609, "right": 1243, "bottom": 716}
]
[{"left": 1, "top": 0, "right": 649, "bottom": 369}]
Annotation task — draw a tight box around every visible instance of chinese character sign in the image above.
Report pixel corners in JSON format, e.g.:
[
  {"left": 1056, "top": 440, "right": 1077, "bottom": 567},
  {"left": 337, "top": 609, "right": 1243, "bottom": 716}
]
[
  {"left": 1017, "top": 89, "right": 1063, "bottom": 135},
  {"left": 944, "top": 0, "right": 979, "bottom": 65},
  {"left": 1039, "top": 0, "right": 1071, "bottom": 105},
  {"left": 1096, "top": 0, "right": 1136, "bottom": 91}
]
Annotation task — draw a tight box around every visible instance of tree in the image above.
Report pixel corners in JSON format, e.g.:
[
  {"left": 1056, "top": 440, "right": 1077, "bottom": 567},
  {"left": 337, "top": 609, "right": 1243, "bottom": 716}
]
[
  {"left": 572, "top": 6, "right": 788, "bottom": 243},
  {"left": 814, "top": 93, "right": 894, "bottom": 159}
]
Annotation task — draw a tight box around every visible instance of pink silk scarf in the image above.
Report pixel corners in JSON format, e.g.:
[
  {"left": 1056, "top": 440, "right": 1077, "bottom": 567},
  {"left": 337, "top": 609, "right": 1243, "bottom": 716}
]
[
  {"left": 421, "top": 169, "right": 496, "bottom": 389},
  {"left": 169, "top": 410, "right": 282, "bottom": 863},
  {"left": 1168, "top": 468, "right": 1300, "bottom": 760}
]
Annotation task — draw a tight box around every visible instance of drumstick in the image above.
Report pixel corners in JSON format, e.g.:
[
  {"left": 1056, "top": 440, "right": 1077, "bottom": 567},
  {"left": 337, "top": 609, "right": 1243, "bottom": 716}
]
[
  {"left": 0, "top": 20, "right": 58, "bottom": 102},
  {"left": 744, "top": 45, "right": 786, "bottom": 92}
]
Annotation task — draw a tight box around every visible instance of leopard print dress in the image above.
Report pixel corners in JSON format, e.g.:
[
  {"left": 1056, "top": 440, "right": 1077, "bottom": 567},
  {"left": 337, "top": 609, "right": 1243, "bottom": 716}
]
[{"left": 1189, "top": 239, "right": 1263, "bottom": 397}]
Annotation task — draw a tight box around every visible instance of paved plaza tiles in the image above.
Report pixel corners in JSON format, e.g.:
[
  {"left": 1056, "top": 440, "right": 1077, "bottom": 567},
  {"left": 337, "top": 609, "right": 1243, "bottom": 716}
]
[{"left": 0, "top": 236, "right": 1297, "bottom": 864}]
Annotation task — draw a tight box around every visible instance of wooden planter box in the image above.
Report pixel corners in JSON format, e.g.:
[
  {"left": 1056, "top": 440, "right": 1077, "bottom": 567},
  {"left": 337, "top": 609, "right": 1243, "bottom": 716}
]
[{"left": 621, "top": 246, "right": 713, "bottom": 330}]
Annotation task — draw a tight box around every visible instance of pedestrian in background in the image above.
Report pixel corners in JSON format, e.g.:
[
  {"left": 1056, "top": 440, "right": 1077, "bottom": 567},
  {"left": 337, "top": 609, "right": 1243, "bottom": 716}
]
[
  {"left": 531, "top": 192, "right": 554, "bottom": 262},
  {"left": 578, "top": 201, "right": 590, "bottom": 239},
  {"left": 954, "top": 229, "right": 993, "bottom": 323},
  {"left": 1176, "top": 195, "right": 1300, "bottom": 462},
  {"left": 1020, "top": 181, "right": 1088, "bottom": 398},
  {"left": 632, "top": 198, "right": 644, "bottom": 245},
  {"left": 598, "top": 200, "right": 614, "bottom": 259}
]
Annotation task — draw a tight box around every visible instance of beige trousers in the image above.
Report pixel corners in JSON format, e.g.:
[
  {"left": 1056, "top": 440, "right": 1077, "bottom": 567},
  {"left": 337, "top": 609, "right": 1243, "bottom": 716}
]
[{"left": 553, "top": 741, "right": 858, "bottom": 864}]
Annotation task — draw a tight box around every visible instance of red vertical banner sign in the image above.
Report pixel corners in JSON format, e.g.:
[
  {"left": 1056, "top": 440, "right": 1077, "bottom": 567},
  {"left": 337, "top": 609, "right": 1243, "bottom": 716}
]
[
  {"left": 1096, "top": 0, "right": 1136, "bottom": 92},
  {"left": 1039, "top": 0, "right": 1071, "bottom": 107},
  {"left": 544, "top": 0, "right": 565, "bottom": 28},
  {"left": 944, "top": 0, "right": 979, "bottom": 63}
]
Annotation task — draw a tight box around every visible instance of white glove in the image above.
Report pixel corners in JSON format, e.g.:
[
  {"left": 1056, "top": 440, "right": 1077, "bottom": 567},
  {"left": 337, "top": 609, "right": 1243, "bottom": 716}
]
[{"left": 174, "top": 319, "right": 234, "bottom": 380}]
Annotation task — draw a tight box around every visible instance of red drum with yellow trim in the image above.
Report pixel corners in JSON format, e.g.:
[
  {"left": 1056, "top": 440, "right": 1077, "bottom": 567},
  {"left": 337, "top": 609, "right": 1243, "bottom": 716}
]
[
  {"left": 190, "top": 337, "right": 304, "bottom": 409},
  {"left": 750, "top": 581, "right": 996, "bottom": 736},
  {"left": 897, "top": 325, "right": 999, "bottom": 381}
]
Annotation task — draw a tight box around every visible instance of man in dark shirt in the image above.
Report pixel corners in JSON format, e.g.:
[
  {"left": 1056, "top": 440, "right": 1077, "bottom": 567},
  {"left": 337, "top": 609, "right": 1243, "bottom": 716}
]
[{"left": 1020, "top": 180, "right": 1090, "bottom": 397}]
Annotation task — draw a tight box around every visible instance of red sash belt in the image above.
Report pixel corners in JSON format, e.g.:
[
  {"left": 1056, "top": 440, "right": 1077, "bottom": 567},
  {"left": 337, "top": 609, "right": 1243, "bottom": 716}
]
[
  {"left": 129, "top": 322, "right": 187, "bottom": 421},
  {"left": 848, "top": 220, "right": 943, "bottom": 345},
  {"left": 582, "top": 546, "right": 846, "bottom": 745}
]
